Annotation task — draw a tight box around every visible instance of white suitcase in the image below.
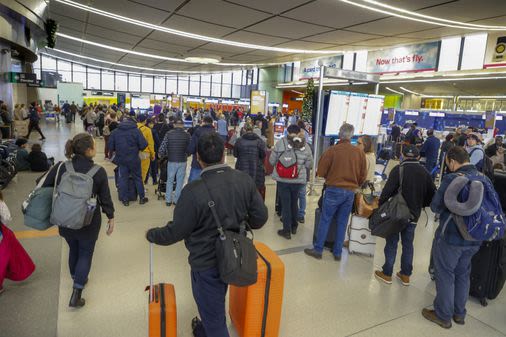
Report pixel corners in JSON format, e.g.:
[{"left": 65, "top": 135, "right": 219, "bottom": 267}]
[{"left": 348, "top": 215, "right": 376, "bottom": 257}]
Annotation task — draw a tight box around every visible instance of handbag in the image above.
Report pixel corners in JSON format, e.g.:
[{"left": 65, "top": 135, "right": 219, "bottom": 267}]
[
  {"left": 22, "top": 163, "right": 62, "bottom": 230},
  {"left": 368, "top": 166, "right": 411, "bottom": 238},
  {"left": 202, "top": 180, "right": 258, "bottom": 287},
  {"left": 354, "top": 184, "right": 379, "bottom": 219}
]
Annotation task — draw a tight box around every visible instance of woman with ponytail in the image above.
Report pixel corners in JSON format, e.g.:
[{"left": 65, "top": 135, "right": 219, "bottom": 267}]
[{"left": 42, "top": 133, "right": 115, "bottom": 308}]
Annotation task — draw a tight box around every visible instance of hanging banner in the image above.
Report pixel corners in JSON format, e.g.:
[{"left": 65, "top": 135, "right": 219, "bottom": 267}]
[
  {"left": 299, "top": 55, "right": 342, "bottom": 80},
  {"left": 366, "top": 42, "right": 440, "bottom": 74},
  {"left": 250, "top": 90, "right": 268, "bottom": 115},
  {"left": 485, "top": 111, "right": 496, "bottom": 129},
  {"left": 484, "top": 33, "right": 506, "bottom": 69}
]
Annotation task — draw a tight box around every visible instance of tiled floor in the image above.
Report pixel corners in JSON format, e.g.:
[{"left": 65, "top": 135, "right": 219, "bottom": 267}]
[{"left": 1, "top": 121, "right": 505, "bottom": 337}]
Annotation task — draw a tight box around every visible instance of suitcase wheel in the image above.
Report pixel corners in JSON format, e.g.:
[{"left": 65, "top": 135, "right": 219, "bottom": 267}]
[{"left": 480, "top": 298, "right": 488, "bottom": 307}]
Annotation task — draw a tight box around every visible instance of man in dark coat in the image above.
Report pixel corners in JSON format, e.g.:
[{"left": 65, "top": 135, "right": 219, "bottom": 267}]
[
  {"left": 187, "top": 116, "right": 215, "bottom": 182},
  {"left": 108, "top": 116, "right": 148, "bottom": 206},
  {"left": 420, "top": 129, "right": 441, "bottom": 180},
  {"left": 233, "top": 124, "right": 266, "bottom": 199},
  {"left": 146, "top": 133, "right": 268, "bottom": 337}
]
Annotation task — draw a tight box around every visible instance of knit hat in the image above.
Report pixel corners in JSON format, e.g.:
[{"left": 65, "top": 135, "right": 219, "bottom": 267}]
[
  {"left": 138, "top": 114, "right": 148, "bottom": 123},
  {"left": 402, "top": 144, "right": 420, "bottom": 158}
]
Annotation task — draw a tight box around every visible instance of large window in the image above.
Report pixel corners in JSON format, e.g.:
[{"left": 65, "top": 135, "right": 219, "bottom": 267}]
[
  {"left": 212, "top": 74, "right": 221, "bottom": 97},
  {"left": 87, "top": 67, "right": 101, "bottom": 90},
  {"left": 102, "top": 70, "right": 114, "bottom": 91},
  {"left": 233, "top": 71, "right": 242, "bottom": 86},
  {"left": 129, "top": 74, "right": 141, "bottom": 92},
  {"left": 115, "top": 72, "right": 127, "bottom": 91},
  {"left": 154, "top": 76, "right": 165, "bottom": 93},
  {"left": 190, "top": 75, "right": 200, "bottom": 96},
  {"left": 41, "top": 54, "right": 56, "bottom": 71},
  {"left": 166, "top": 76, "right": 177, "bottom": 94},
  {"left": 222, "top": 72, "right": 232, "bottom": 98},
  {"left": 178, "top": 76, "right": 189, "bottom": 95},
  {"left": 57, "top": 60, "right": 72, "bottom": 82},
  {"left": 73, "top": 64, "right": 86, "bottom": 87},
  {"left": 200, "top": 74, "right": 211, "bottom": 97},
  {"left": 142, "top": 75, "right": 153, "bottom": 93}
]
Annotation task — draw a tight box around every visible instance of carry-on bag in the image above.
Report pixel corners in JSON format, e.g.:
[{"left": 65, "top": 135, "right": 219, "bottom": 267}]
[
  {"left": 347, "top": 215, "right": 376, "bottom": 256},
  {"left": 229, "top": 241, "right": 285, "bottom": 337},
  {"left": 354, "top": 187, "right": 379, "bottom": 219},
  {"left": 313, "top": 208, "right": 338, "bottom": 250},
  {"left": 114, "top": 167, "right": 138, "bottom": 202},
  {"left": 147, "top": 243, "right": 177, "bottom": 337},
  {"left": 470, "top": 238, "right": 506, "bottom": 306}
]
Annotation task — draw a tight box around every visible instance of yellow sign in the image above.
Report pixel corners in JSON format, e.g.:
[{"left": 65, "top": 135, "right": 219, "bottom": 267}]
[{"left": 250, "top": 90, "right": 267, "bottom": 115}]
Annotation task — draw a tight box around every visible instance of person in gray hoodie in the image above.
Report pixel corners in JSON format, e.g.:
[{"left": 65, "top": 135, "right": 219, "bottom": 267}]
[{"left": 270, "top": 124, "right": 313, "bottom": 239}]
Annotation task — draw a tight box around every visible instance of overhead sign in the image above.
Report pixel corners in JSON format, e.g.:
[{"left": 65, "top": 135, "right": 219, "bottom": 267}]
[
  {"left": 366, "top": 42, "right": 440, "bottom": 74},
  {"left": 485, "top": 111, "right": 496, "bottom": 129},
  {"left": 250, "top": 90, "right": 267, "bottom": 115},
  {"left": 6, "top": 72, "right": 37, "bottom": 84},
  {"left": 484, "top": 33, "right": 506, "bottom": 69},
  {"left": 324, "top": 68, "right": 380, "bottom": 83},
  {"left": 299, "top": 55, "right": 342, "bottom": 80}
]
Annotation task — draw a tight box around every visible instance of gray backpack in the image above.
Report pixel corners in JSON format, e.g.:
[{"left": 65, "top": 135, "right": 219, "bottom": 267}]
[{"left": 50, "top": 161, "right": 100, "bottom": 230}]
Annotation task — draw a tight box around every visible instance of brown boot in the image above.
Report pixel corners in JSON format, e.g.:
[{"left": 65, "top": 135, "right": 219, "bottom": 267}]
[
  {"left": 422, "top": 309, "right": 451, "bottom": 329},
  {"left": 396, "top": 272, "right": 410, "bottom": 286},
  {"left": 374, "top": 270, "right": 392, "bottom": 284}
]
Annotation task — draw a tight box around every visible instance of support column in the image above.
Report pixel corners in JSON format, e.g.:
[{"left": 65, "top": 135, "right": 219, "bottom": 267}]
[
  {"left": 309, "top": 65, "right": 325, "bottom": 195},
  {"left": 0, "top": 43, "right": 13, "bottom": 114}
]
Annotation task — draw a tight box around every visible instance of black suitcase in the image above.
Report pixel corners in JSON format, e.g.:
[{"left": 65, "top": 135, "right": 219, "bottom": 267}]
[
  {"left": 312, "top": 208, "right": 338, "bottom": 250},
  {"left": 493, "top": 170, "right": 506, "bottom": 212},
  {"left": 470, "top": 238, "right": 506, "bottom": 306}
]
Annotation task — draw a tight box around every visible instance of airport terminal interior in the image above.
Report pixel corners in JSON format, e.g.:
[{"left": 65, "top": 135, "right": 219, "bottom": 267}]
[{"left": 1, "top": 0, "right": 506, "bottom": 336}]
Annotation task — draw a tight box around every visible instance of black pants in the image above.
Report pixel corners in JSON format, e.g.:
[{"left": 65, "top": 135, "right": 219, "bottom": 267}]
[
  {"left": 191, "top": 268, "right": 229, "bottom": 337},
  {"left": 65, "top": 238, "right": 96, "bottom": 289},
  {"left": 277, "top": 182, "right": 302, "bottom": 233},
  {"left": 145, "top": 158, "right": 158, "bottom": 184},
  {"left": 26, "top": 121, "right": 45, "bottom": 139}
]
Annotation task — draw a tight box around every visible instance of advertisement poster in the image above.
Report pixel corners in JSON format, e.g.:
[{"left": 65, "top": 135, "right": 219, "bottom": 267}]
[
  {"left": 299, "top": 55, "right": 343, "bottom": 80},
  {"left": 250, "top": 90, "right": 267, "bottom": 115},
  {"left": 485, "top": 111, "right": 496, "bottom": 129},
  {"left": 484, "top": 33, "right": 506, "bottom": 68},
  {"left": 325, "top": 91, "right": 350, "bottom": 136},
  {"left": 366, "top": 42, "right": 440, "bottom": 74}
]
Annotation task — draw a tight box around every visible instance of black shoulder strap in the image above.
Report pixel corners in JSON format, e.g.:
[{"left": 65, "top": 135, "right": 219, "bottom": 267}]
[{"left": 201, "top": 179, "right": 226, "bottom": 238}]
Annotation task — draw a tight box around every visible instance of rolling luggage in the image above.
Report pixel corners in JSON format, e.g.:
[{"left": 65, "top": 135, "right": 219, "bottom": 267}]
[
  {"left": 469, "top": 238, "right": 506, "bottom": 306},
  {"left": 493, "top": 170, "right": 506, "bottom": 211},
  {"left": 147, "top": 243, "right": 177, "bottom": 337},
  {"left": 313, "top": 208, "right": 338, "bottom": 250},
  {"left": 347, "top": 215, "right": 376, "bottom": 256},
  {"left": 114, "top": 167, "right": 138, "bottom": 202},
  {"left": 229, "top": 241, "right": 285, "bottom": 337}
]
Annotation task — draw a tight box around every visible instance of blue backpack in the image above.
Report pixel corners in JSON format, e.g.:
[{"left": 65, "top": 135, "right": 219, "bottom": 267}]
[{"left": 445, "top": 173, "right": 506, "bottom": 241}]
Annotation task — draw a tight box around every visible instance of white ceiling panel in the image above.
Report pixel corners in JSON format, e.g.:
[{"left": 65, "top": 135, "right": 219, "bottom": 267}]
[
  {"left": 129, "top": 0, "right": 185, "bottom": 12},
  {"left": 274, "top": 40, "right": 340, "bottom": 50},
  {"left": 282, "top": 0, "right": 387, "bottom": 29},
  {"left": 118, "top": 54, "right": 163, "bottom": 67},
  {"left": 147, "top": 31, "right": 209, "bottom": 49},
  {"left": 83, "top": 25, "right": 139, "bottom": 45},
  {"left": 375, "top": 0, "right": 457, "bottom": 10},
  {"left": 49, "top": 1, "right": 88, "bottom": 21},
  {"left": 397, "top": 27, "right": 465, "bottom": 40},
  {"left": 136, "top": 40, "right": 192, "bottom": 55},
  {"left": 189, "top": 43, "right": 256, "bottom": 56},
  {"left": 72, "top": 0, "right": 169, "bottom": 23},
  {"left": 304, "top": 30, "right": 374, "bottom": 44},
  {"left": 351, "top": 18, "right": 435, "bottom": 36},
  {"left": 133, "top": 45, "right": 187, "bottom": 59},
  {"left": 219, "top": 31, "right": 290, "bottom": 47},
  {"left": 350, "top": 37, "right": 419, "bottom": 48},
  {"left": 86, "top": 14, "right": 153, "bottom": 37},
  {"left": 221, "top": 0, "right": 311, "bottom": 15},
  {"left": 247, "top": 17, "right": 332, "bottom": 39},
  {"left": 178, "top": 0, "right": 271, "bottom": 28},
  {"left": 50, "top": 14, "right": 86, "bottom": 32},
  {"left": 418, "top": 0, "right": 506, "bottom": 22},
  {"left": 471, "top": 15, "right": 506, "bottom": 25},
  {"left": 163, "top": 15, "right": 236, "bottom": 38}
]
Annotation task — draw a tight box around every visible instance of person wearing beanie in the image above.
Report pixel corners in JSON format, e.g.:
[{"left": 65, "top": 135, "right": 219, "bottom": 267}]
[
  {"left": 374, "top": 145, "right": 436, "bottom": 286},
  {"left": 14, "top": 138, "right": 30, "bottom": 171}
]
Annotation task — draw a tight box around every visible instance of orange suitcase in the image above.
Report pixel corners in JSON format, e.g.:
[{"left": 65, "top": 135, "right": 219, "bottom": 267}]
[
  {"left": 229, "top": 241, "right": 285, "bottom": 337},
  {"left": 148, "top": 244, "right": 177, "bottom": 337}
]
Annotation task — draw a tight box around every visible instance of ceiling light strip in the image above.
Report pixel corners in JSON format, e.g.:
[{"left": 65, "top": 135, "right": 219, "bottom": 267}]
[
  {"left": 399, "top": 86, "right": 423, "bottom": 95},
  {"left": 339, "top": 0, "right": 505, "bottom": 31},
  {"left": 359, "top": 0, "right": 506, "bottom": 30},
  {"left": 55, "top": 0, "right": 343, "bottom": 54},
  {"left": 385, "top": 87, "right": 404, "bottom": 95}
]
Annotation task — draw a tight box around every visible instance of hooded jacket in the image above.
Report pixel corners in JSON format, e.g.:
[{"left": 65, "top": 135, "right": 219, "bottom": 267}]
[
  {"left": 269, "top": 136, "right": 313, "bottom": 185},
  {"left": 108, "top": 119, "right": 148, "bottom": 166},
  {"left": 138, "top": 123, "right": 155, "bottom": 160},
  {"left": 233, "top": 132, "right": 266, "bottom": 187}
]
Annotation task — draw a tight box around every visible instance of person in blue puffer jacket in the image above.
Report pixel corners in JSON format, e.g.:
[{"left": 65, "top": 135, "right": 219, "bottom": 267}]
[{"left": 108, "top": 116, "right": 148, "bottom": 206}]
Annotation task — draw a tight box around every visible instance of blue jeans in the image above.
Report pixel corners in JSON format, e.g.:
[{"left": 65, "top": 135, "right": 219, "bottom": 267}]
[
  {"left": 425, "top": 159, "right": 437, "bottom": 180},
  {"left": 433, "top": 234, "right": 480, "bottom": 322},
  {"left": 277, "top": 182, "right": 302, "bottom": 233},
  {"left": 65, "top": 238, "right": 96, "bottom": 289},
  {"left": 314, "top": 187, "right": 354, "bottom": 257},
  {"left": 166, "top": 161, "right": 187, "bottom": 204},
  {"left": 188, "top": 167, "right": 202, "bottom": 183},
  {"left": 118, "top": 162, "right": 145, "bottom": 200},
  {"left": 297, "top": 184, "right": 306, "bottom": 219},
  {"left": 382, "top": 222, "right": 416, "bottom": 276},
  {"left": 191, "top": 268, "right": 230, "bottom": 337}
]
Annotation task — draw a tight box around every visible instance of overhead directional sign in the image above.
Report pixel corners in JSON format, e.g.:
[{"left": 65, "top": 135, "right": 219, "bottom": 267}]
[{"left": 323, "top": 68, "right": 380, "bottom": 83}]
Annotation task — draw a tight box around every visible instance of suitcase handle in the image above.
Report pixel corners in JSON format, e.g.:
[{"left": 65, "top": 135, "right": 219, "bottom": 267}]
[{"left": 149, "top": 243, "right": 154, "bottom": 302}]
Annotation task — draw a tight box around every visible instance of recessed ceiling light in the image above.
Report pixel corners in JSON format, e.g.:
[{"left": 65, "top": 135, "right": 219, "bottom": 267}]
[
  {"left": 55, "top": 0, "right": 343, "bottom": 54},
  {"left": 184, "top": 56, "right": 221, "bottom": 64}
]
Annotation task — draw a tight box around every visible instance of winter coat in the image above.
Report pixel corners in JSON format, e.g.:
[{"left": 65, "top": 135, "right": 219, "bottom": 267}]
[
  {"left": 108, "top": 119, "right": 148, "bottom": 166},
  {"left": 187, "top": 124, "right": 215, "bottom": 168},
  {"left": 137, "top": 123, "right": 155, "bottom": 160},
  {"left": 233, "top": 132, "right": 266, "bottom": 187},
  {"left": 159, "top": 128, "right": 191, "bottom": 163},
  {"left": 269, "top": 136, "right": 313, "bottom": 185}
]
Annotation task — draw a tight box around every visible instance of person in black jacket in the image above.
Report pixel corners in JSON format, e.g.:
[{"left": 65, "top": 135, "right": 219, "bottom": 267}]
[
  {"left": 158, "top": 119, "right": 191, "bottom": 206},
  {"left": 187, "top": 116, "right": 215, "bottom": 182},
  {"left": 25, "top": 102, "right": 45, "bottom": 140},
  {"left": 233, "top": 124, "right": 266, "bottom": 199},
  {"left": 27, "top": 143, "right": 52, "bottom": 172},
  {"left": 42, "top": 133, "right": 115, "bottom": 308},
  {"left": 152, "top": 114, "right": 170, "bottom": 142},
  {"left": 485, "top": 135, "right": 506, "bottom": 158},
  {"left": 146, "top": 133, "right": 268, "bottom": 337},
  {"left": 374, "top": 145, "right": 436, "bottom": 286}
]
